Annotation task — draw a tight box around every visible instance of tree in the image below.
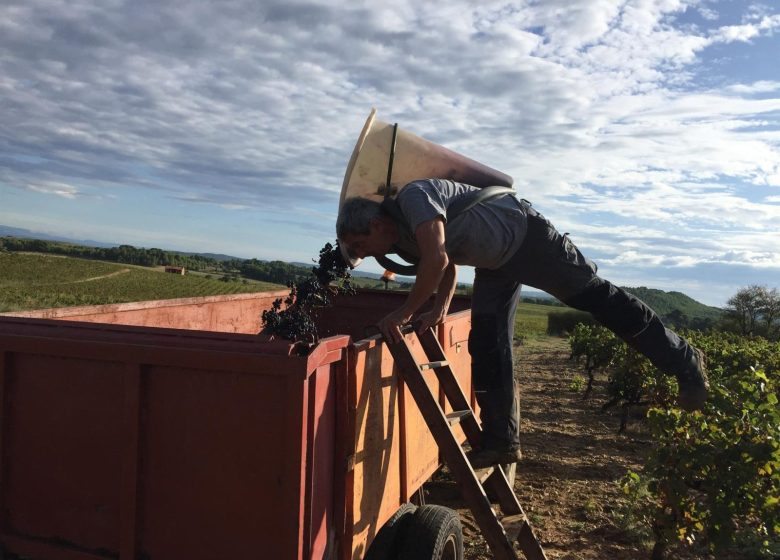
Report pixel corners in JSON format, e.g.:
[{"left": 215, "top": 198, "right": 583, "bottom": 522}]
[
  {"left": 757, "top": 286, "right": 780, "bottom": 336},
  {"left": 662, "top": 309, "right": 689, "bottom": 330},
  {"left": 726, "top": 285, "right": 764, "bottom": 335}
]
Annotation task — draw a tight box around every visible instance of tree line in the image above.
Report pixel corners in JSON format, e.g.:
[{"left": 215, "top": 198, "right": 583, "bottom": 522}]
[
  {"left": 0, "top": 237, "right": 219, "bottom": 269},
  {"left": 0, "top": 237, "right": 314, "bottom": 286}
]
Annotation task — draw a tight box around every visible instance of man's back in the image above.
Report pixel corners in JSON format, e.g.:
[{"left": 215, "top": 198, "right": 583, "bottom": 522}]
[{"left": 393, "top": 178, "right": 528, "bottom": 269}]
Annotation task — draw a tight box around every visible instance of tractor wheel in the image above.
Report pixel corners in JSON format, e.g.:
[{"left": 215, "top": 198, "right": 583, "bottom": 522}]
[
  {"left": 364, "top": 502, "right": 418, "bottom": 560},
  {"left": 398, "top": 505, "right": 463, "bottom": 560}
]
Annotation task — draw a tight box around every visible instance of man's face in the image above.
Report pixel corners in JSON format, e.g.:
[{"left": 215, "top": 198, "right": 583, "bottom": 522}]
[{"left": 340, "top": 218, "right": 396, "bottom": 260}]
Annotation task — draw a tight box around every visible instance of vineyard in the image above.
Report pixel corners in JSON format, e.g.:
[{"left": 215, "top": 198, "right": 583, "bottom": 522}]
[
  {"left": 569, "top": 324, "right": 780, "bottom": 558},
  {"left": 0, "top": 253, "right": 283, "bottom": 312}
]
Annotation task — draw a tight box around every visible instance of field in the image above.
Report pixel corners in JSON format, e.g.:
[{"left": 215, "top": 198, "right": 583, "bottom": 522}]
[
  {"left": 1, "top": 253, "right": 559, "bottom": 339},
  {"left": 0, "top": 252, "right": 283, "bottom": 312},
  {"left": 514, "top": 301, "right": 553, "bottom": 338}
]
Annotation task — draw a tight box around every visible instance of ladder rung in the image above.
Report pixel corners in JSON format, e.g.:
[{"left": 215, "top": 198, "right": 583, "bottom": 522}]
[
  {"left": 445, "top": 410, "right": 472, "bottom": 426},
  {"left": 474, "top": 466, "right": 495, "bottom": 485},
  {"left": 419, "top": 360, "right": 449, "bottom": 371},
  {"left": 502, "top": 514, "right": 548, "bottom": 559},
  {"left": 501, "top": 514, "right": 530, "bottom": 543}
]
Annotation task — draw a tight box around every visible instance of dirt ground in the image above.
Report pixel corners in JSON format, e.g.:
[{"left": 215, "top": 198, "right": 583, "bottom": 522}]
[{"left": 423, "top": 336, "right": 710, "bottom": 560}]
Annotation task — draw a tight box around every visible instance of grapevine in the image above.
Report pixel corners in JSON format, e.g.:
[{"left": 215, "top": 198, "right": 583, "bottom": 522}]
[{"left": 570, "top": 323, "right": 780, "bottom": 557}]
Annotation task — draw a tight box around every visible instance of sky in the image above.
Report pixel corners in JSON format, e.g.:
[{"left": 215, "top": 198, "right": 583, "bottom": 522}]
[{"left": 1, "top": 0, "right": 779, "bottom": 307}]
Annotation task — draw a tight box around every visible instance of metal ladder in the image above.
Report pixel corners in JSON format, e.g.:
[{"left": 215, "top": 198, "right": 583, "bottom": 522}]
[{"left": 386, "top": 326, "right": 548, "bottom": 560}]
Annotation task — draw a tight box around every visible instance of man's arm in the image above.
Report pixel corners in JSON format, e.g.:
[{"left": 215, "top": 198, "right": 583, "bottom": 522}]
[
  {"left": 377, "top": 217, "right": 448, "bottom": 343},
  {"left": 417, "top": 260, "right": 457, "bottom": 333}
]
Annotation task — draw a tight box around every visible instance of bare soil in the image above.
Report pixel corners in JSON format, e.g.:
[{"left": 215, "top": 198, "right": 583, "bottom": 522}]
[{"left": 423, "top": 336, "right": 710, "bottom": 560}]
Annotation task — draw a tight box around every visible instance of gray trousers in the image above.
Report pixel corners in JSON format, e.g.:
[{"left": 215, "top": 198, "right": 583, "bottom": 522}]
[{"left": 469, "top": 203, "right": 697, "bottom": 450}]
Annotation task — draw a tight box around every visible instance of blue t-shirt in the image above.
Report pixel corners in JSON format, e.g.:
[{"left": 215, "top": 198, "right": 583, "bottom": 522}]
[{"left": 392, "top": 178, "right": 527, "bottom": 269}]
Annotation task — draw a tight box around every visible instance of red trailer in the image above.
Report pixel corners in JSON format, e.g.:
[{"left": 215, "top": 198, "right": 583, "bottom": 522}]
[{"left": 0, "top": 290, "right": 477, "bottom": 560}]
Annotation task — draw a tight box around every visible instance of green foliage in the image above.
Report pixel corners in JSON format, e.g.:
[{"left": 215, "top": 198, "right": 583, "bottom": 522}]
[
  {"left": 0, "top": 253, "right": 280, "bottom": 312},
  {"left": 641, "top": 350, "right": 780, "bottom": 557},
  {"left": 568, "top": 323, "right": 677, "bottom": 428},
  {"left": 569, "top": 323, "right": 622, "bottom": 396},
  {"left": 238, "top": 258, "right": 311, "bottom": 284},
  {"left": 605, "top": 346, "right": 677, "bottom": 431},
  {"left": 577, "top": 324, "right": 780, "bottom": 557},
  {"left": 615, "top": 471, "right": 654, "bottom": 538},
  {"left": 569, "top": 374, "right": 585, "bottom": 392}
]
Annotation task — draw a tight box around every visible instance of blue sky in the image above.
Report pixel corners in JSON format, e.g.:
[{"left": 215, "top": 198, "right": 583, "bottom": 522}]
[{"left": 1, "top": 0, "right": 779, "bottom": 307}]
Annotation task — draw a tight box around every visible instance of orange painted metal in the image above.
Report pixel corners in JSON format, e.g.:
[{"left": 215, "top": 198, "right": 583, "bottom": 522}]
[
  {"left": 4, "top": 291, "right": 290, "bottom": 334},
  {"left": 0, "top": 289, "right": 474, "bottom": 560}
]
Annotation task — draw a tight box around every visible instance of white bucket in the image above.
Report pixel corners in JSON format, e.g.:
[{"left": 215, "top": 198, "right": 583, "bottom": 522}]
[{"left": 339, "top": 109, "right": 513, "bottom": 207}]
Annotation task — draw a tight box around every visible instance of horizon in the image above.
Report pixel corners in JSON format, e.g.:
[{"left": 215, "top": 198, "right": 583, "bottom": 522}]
[
  {"left": 2, "top": 1, "right": 779, "bottom": 308},
  {"left": 0, "top": 223, "right": 724, "bottom": 309}
]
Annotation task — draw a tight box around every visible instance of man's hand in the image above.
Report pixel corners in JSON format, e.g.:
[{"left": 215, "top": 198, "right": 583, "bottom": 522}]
[
  {"left": 416, "top": 308, "right": 445, "bottom": 334},
  {"left": 377, "top": 307, "right": 413, "bottom": 344},
  {"left": 376, "top": 218, "right": 453, "bottom": 344}
]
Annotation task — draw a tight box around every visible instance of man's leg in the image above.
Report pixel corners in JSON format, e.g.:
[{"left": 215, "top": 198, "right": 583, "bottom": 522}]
[
  {"left": 563, "top": 280, "right": 695, "bottom": 376},
  {"left": 468, "top": 267, "right": 523, "bottom": 466},
  {"left": 504, "top": 205, "right": 708, "bottom": 409}
]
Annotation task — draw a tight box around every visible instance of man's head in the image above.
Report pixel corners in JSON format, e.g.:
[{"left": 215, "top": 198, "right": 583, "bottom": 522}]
[{"left": 337, "top": 197, "right": 399, "bottom": 267}]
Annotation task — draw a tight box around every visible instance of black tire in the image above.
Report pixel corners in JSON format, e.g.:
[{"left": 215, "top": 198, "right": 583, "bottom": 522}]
[
  {"left": 399, "top": 505, "right": 463, "bottom": 560},
  {"left": 364, "top": 502, "right": 418, "bottom": 560}
]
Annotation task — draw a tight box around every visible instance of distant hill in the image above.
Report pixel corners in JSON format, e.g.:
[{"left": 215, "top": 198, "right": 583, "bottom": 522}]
[
  {"left": 0, "top": 225, "right": 117, "bottom": 248},
  {"left": 522, "top": 289, "right": 558, "bottom": 301},
  {"left": 623, "top": 286, "right": 723, "bottom": 321},
  {"left": 176, "top": 251, "right": 241, "bottom": 262}
]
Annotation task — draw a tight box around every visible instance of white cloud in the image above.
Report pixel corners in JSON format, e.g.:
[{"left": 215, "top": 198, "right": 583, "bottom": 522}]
[
  {"left": 24, "top": 181, "right": 81, "bottom": 199},
  {"left": 601, "top": 246, "right": 780, "bottom": 269},
  {"left": 698, "top": 6, "right": 719, "bottom": 21},
  {"left": 1, "top": 0, "right": 779, "bottom": 304},
  {"left": 709, "top": 14, "right": 780, "bottom": 43},
  {"left": 727, "top": 80, "right": 780, "bottom": 93},
  {"left": 711, "top": 23, "right": 762, "bottom": 43}
]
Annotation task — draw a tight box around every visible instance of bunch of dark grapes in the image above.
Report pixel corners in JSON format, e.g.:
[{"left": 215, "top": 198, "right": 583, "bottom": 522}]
[{"left": 261, "top": 242, "right": 355, "bottom": 350}]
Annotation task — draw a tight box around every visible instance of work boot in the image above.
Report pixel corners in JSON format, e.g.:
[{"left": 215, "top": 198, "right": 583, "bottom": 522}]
[
  {"left": 467, "top": 445, "right": 522, "bottom": 469},
  {"left": 676, "top": 347, "right": 709, "bottom": 412}
]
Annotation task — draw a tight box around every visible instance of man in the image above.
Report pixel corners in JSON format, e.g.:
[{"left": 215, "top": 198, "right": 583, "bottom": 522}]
[{"left": 337, "top": 178, "right": 709, "bottom": 468}]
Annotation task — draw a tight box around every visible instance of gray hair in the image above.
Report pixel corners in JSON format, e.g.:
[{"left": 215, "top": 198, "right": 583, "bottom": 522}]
[{"left": 336, "top": 197, "right": 383, "bottom": 238}]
